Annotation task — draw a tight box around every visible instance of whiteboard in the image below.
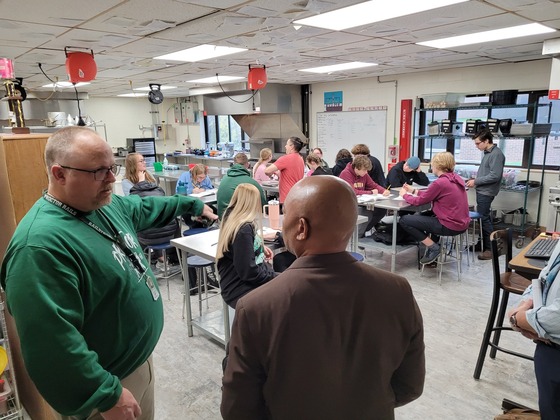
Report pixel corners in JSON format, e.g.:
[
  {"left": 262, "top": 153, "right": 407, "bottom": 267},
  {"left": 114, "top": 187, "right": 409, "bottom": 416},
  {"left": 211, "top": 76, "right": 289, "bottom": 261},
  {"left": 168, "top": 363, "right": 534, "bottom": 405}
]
[{"left": 316, "top": 110, "right": 387, "bottom": 166}]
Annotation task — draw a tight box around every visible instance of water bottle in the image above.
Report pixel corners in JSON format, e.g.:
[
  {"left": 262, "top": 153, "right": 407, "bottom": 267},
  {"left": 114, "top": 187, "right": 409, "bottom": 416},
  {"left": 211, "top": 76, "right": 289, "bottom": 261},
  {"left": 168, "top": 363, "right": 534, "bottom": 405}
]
[
  {"left": 263, "top": 200, "right": 281, "bottom": 230},
  {"left": 163, "top": 154, "right": 169, "bottom": 169},
  {"left": 177, "top": 181, "right": 187, "bottom": 195}
]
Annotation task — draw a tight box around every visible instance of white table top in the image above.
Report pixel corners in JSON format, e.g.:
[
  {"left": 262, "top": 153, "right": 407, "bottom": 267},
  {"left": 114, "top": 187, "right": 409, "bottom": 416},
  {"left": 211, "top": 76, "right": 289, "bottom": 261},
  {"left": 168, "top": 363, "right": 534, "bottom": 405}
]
[{"left": 171, "top": 229, "right": 220, "bottom": 261}]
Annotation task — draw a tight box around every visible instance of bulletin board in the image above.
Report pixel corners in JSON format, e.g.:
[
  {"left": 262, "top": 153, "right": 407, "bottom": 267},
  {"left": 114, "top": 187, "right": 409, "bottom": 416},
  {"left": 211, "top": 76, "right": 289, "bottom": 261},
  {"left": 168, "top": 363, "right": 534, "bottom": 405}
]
[{"left": 317, "top": 110, "right": 387, "bottom": 165}]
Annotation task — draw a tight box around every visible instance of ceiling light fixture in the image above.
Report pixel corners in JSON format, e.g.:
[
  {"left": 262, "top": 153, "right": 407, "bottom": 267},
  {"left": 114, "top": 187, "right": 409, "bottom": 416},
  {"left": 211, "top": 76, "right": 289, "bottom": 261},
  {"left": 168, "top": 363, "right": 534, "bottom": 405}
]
[
  {"left": 42, "top": 82, "right": 90, "bottom": 88},
  {"left": 118, "top": 92, "right": 148, "bottom": 97},
  {"left": 134, "top": 85, "right": 177, "bottom": 91},
  {"left": 187, "top": 75, "right": 245, "bottom": 84},
  {"left": 154, "top": 44, "right": 247, "bottom": 62},
  {"left": 417, "top": 23, "right": 556, "bottom": 49},
  {"left": 293, "top": 0, "right": 468, "bottom": 31},
  {"left": 299, "top": 62, "right": 377, "bottom": 74}
]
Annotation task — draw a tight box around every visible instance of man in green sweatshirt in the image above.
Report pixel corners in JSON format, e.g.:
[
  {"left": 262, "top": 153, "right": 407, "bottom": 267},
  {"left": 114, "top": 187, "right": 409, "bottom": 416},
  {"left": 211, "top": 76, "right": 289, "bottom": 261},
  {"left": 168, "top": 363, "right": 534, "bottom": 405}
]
[
  {"left": 217, "top": 153, "right": 266, "bottom": 218},
  {"left": 0, "top": 126, "right": 217, "bottom": 420}
]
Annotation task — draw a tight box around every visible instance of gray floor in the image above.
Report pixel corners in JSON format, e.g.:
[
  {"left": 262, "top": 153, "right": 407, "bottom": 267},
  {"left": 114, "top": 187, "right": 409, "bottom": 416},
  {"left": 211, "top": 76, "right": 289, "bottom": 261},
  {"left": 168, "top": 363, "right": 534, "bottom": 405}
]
[{"left": 152, "top": 240, "right": 539, "bottom": 419}]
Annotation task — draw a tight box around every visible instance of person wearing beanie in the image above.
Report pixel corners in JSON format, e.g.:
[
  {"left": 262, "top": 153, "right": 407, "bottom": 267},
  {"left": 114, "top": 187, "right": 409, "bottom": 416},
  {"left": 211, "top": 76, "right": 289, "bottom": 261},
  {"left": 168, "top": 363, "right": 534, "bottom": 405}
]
[{"left": 386, "top": 156, "right": 429, "bottom": 188}]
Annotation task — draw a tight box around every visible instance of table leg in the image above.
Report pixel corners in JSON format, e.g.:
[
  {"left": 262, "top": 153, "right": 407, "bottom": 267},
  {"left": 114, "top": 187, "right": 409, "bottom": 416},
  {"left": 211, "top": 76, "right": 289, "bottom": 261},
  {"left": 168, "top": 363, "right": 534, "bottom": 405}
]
[
  {"left": 178, "top": 248, "right": 194, "bottom": 336},
  {"left": 390, "top": 211, "right": 398, "bottom": 272},
  {"left": 351, "top": 225, "right": 358, "bottom": 252}
]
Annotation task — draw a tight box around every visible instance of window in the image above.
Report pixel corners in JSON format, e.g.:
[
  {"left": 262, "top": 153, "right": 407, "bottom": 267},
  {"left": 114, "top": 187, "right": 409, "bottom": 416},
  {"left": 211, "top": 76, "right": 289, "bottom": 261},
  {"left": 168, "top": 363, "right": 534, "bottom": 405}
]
[
  {"left": 203, "top": 115, "right": 248, "bottom": 151},
  {"left": 414, "top": 90, "right": 559, "bottom": 170}
]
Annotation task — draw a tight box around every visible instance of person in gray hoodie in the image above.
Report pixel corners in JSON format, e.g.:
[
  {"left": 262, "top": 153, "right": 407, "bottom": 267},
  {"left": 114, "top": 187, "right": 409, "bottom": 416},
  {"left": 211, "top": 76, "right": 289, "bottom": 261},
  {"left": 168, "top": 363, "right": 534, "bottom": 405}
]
[
  {"left": 466, "top": 129, "right": 505, "bottom": 260},
  {"left": 217, "top": 153, "right": 266, "bottom": 219},
  {"left": 399, "top": 152, "right": 471, "bottom": 265}
]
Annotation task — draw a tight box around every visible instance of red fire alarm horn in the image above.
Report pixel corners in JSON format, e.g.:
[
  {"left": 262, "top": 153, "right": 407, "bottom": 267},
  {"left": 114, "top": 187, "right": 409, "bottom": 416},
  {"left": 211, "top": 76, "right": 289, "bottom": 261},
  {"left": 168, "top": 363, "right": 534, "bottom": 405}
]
[
  {"left": 65, "top": 47, "right": 97, "bottom": 83},
  {"left": 247, "top": 64, "right": 267, "bottom": 90}
]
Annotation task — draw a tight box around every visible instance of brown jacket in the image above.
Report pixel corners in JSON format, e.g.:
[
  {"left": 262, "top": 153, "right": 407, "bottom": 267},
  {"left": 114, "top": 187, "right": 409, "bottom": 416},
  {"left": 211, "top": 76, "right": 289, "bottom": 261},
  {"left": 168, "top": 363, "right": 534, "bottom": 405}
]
[{"left": 221, "top": 252, "right": 425, "bottom": 420}]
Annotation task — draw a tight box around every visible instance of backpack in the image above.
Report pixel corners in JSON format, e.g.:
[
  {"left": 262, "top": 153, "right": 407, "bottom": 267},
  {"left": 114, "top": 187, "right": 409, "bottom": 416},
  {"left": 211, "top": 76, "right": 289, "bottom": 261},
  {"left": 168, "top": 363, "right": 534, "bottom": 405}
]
[
  {"left": 372, "top": 223, "right": 416, "bottom": 246},
  {"left": 129, "top": 181, "right": 179, "bottom": 246}
]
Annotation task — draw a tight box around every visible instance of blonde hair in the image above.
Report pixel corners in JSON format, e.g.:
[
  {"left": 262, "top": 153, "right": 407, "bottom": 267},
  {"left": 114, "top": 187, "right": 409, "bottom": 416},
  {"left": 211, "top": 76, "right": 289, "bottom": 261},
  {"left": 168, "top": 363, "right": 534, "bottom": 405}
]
[
  {"left": 190, "top": 163, "right": 208, "bottom": 177},
  {"left": 253, "top": 148, "right": 272, "bottom": 176},
  {"left": 431, "top": 152, "right": 455, "bottom": 173},
  {"left": 216, "top": 184, "right": 263, "bottom": 259},
  {"left": 124, "top": 153, "right": 155, "bottom": 184}
]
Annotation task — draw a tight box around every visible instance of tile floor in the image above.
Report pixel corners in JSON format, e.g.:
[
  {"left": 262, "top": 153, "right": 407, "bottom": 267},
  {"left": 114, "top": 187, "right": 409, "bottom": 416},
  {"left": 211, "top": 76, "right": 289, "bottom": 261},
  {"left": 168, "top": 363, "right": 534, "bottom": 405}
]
[{"left": 152, "top": 240, "right": 539, "bottom": 419}]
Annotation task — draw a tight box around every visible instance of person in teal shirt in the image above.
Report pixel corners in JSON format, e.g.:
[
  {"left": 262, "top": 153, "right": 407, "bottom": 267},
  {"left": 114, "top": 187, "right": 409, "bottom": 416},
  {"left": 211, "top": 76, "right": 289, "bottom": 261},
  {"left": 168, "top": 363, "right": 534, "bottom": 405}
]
[{"left": 0, "top": 127, "right": 217, "bottom": 419}]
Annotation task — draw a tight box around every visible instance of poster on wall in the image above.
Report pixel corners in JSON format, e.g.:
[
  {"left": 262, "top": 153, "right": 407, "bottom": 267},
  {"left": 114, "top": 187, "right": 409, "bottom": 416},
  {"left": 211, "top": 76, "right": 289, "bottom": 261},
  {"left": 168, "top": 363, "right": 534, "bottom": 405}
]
[{"left": 324, "top": 91, "right": 343, "bottom": 111}]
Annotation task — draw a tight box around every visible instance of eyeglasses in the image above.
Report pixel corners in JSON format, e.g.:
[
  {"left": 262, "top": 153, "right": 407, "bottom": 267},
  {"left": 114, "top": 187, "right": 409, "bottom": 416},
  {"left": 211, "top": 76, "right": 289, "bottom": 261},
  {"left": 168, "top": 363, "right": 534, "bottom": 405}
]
[
  {"left": 474, "top": 140, "right": 486, "bottom": 145},
  {"left": 59, "top": 164, "right": 121, "bottom": 181}
]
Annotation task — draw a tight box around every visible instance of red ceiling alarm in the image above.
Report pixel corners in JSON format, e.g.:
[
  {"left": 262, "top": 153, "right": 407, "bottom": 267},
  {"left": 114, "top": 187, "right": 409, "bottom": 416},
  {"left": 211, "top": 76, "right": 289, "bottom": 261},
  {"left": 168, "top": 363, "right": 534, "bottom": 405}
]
[
  {"left": 247, "top": 64, "right": 267, "bottom": 90},
  {"left": 65, "top": 48, "right": 97, "bottom": 83}
]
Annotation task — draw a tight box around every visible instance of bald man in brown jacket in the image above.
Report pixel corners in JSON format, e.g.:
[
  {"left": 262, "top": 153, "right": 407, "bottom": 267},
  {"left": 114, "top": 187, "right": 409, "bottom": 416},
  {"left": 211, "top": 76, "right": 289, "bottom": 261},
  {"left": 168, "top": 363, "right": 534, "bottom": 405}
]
[{"left": 221, "top": 176, "right": 425, "bottom": 420}]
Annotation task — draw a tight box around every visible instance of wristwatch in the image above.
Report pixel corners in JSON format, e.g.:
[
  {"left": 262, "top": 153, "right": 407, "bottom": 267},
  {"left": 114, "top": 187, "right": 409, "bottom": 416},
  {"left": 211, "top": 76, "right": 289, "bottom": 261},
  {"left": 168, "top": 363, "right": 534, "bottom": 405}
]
[{"left": 509, "top": 313, "right": 518, "bottom": 329}]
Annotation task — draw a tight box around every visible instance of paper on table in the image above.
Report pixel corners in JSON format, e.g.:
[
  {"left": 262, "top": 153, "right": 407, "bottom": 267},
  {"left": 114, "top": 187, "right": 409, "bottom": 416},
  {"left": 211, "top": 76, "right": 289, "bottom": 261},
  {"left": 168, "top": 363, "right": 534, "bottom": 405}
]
[
  {"left": 532, "top": 278, "right": 543, "bottom": 309},
  {"left": 357, "top": 195, "right": 377, "bottom": 203},
  {"left": 189, "top": 189, "right": 217, "bottom": 198},
  {"left": 392, "top": 196, "right": 405, "bottom": 201}
]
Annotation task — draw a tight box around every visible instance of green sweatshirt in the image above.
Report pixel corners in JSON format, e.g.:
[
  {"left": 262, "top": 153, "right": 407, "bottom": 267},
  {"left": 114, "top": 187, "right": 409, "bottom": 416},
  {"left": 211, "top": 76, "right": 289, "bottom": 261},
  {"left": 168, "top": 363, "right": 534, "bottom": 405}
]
[
  {"left": 0, "top": 193, "right": 203, "bottom": 417},
  {"left": 216, "top": 164, "right": 267, "bottom": 218}
]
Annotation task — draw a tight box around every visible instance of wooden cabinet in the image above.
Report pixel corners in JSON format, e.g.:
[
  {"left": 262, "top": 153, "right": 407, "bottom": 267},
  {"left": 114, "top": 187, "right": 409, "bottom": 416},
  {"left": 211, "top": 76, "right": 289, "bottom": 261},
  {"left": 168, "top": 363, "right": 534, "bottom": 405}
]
[{"left": 0, "top": 133, "right": 55, "bottom": 420}]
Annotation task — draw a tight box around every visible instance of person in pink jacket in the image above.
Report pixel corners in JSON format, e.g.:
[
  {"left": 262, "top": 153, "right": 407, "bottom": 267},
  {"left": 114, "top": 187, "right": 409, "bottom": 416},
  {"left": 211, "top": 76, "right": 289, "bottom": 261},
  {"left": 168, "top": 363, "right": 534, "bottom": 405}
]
[
  {"left": 399, "top": 152, "right": 470, "bottom": 265},
  {"left": 340, "top": 155, "right": 390, "bottom": 237}
]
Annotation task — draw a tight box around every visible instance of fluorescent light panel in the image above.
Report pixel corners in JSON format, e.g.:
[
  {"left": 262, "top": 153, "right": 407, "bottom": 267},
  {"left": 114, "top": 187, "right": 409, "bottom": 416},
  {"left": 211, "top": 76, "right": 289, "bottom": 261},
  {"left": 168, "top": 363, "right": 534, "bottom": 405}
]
[
  {"left": 299, "top": 62, "right": 377, "bottom": 74},
  {"left": 187, "top": 75, "right": 245, "bottom": 84},
  {"left": 154, "top": 44, "right": 247, "bottom": 62},
  {"left": 117, "top": 93, "right": 148, "bottom": 97},
  {"left": 42, "top": 82, "right": 90, "bottom": 88},
  {"left": 294, "top": 0, "right": 468, "bottom": 31},
  {"left": 418, "top": 23, "right": 556, "bottom": 48},
  {"left": 133, "top": 85, "right": 177, "bottom": 91}
]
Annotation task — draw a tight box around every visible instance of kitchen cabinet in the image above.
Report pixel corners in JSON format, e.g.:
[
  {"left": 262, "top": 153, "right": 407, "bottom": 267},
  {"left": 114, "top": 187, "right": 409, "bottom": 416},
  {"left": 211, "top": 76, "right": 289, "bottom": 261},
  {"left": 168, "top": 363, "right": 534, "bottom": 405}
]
[
  {"left": 0, "top": 133, "right": 56, "bottom": 420},
  {"left": 413, "top": 102, "right": 552, "bottom": 246}
]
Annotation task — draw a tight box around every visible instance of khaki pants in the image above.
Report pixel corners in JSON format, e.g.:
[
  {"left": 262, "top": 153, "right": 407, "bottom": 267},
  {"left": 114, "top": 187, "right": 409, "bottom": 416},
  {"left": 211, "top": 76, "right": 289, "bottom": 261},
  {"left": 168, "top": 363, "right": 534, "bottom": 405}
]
[{"left": 54, "top": 356, "right": 155, "bottom": 420}]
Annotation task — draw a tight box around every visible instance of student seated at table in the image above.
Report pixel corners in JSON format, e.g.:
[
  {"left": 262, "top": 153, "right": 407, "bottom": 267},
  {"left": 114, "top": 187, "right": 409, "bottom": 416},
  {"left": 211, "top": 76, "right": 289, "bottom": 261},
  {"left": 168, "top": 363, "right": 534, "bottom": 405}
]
[
  {"left": 386, "top": 156, "right": 429, "bottom": 188},
  {"left": 312, "top": 147, "right": 330, "bottom": 169},
  {"left": 306, "top": 153, "right": 332, "bottom": 176},
  {"left": 340, "top": 155, "right": 390, "bottom": 237},
  {"left": 176, "top": 163, "right": 213, "bottom": 194},
  {"left": 398, "top": 152, "right": 470, "bottom": 265},
  {"left": 216, "top": 183, "right": 277, "bottom": 309},
  {"left": 121, "top": 152, "right": 157, "bottom": 196},
  {"left": 253, "top": 148, "right": 276, "bottom": 184},
  {"left": 331, "top": 148, "right": 352, "bottom": 177},
  {"left": 123, "top": 152, "right": 179, "bottom": 268},
  {"left": 351, "top": 143, "right": 386, "bottom": 187}
]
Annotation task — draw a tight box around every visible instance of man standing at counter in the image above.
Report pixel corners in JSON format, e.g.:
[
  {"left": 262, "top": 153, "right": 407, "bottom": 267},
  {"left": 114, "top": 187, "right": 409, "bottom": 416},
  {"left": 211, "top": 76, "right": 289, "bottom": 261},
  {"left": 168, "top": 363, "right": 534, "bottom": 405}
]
[
  {"left": 466, "top": 129, "right": 505, "bottom": 260},
  {"left": 264, "top": 136, "right": 305, "bottom": 203},
  {"left": 0, "top": 127, "right": 217, "bottom": 419}
]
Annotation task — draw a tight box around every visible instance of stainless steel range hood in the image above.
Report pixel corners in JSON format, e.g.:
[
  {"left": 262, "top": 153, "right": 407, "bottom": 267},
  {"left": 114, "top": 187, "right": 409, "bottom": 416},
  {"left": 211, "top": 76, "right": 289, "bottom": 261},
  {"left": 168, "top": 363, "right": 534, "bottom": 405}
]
[{"left": 201, "top": 84, "right": 307, "bottom": 142}]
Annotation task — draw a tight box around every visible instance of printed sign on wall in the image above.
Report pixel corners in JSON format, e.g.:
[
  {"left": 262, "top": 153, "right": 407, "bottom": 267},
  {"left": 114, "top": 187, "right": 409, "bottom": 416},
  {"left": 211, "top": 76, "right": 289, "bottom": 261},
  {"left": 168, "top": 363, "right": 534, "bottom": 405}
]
[{"left": 324, "top": 91, "right": 343, "bottom": 112}]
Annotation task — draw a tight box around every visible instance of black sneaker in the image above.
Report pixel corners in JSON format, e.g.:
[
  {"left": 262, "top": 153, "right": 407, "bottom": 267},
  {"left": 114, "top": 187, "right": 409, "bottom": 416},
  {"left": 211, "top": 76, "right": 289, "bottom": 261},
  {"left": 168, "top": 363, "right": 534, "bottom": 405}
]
[{"left": 420, "top": 244, "right": 441, "bottom": 265}]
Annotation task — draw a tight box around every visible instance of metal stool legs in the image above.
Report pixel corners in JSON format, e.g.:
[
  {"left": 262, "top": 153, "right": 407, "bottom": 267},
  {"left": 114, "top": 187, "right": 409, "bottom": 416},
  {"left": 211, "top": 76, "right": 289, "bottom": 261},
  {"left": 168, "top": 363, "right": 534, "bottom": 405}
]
[{"left": 421, "top": 231, "right": 468, "bottom": 284}]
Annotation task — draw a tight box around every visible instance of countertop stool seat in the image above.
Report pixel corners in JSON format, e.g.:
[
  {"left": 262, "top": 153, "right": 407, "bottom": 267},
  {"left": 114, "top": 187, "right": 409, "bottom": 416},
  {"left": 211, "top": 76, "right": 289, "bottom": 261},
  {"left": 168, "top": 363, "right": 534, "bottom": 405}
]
[
  {"left": 349, "top": 251, "right": 365, "bottom": 262},
  {"left": 146, "top": 242, "right": 181, "bottom": 300},
  {"left": 421, "top": 230, "right": 469, "bottom": 285}
]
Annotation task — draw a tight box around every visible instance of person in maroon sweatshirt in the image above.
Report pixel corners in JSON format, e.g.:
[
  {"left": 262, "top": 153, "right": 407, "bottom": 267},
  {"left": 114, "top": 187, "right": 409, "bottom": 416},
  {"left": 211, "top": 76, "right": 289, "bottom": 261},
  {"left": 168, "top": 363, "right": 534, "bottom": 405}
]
[{"left": 339, "top": 155, "right": 390, "bottom": 237}]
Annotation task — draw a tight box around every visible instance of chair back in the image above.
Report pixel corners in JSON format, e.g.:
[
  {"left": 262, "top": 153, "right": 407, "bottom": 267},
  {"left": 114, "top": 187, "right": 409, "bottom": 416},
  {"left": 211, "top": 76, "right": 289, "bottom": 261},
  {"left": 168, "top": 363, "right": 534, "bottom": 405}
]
[{"left": 490, "top": 229, "right": 514, "bottom": 274}]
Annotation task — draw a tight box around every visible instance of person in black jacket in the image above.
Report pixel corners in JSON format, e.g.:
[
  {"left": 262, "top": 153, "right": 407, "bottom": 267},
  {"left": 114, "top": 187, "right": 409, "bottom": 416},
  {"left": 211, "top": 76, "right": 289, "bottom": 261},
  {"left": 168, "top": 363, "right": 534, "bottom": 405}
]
[
  {"left": 306, "top": 153, "right": 333, "bottom": 176},
  {"left": 351, "top": 144, "right": 386, "bottom": 186},
  {"left": 386, "top": 156, "right": 429, "bottom": 188},
  {"left": 216, "top": 183, "right": 277, "bottom": 308},
  {"left": 332, "top": 148, "right": 352, "bottom": 177}
]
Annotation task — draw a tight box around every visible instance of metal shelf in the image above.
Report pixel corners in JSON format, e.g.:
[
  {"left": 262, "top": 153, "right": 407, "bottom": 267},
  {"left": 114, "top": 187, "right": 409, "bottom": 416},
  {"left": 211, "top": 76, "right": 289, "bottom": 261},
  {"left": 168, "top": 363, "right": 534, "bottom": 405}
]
[{"left": 0, "top": 302, "right": 22, "bottom": 419}]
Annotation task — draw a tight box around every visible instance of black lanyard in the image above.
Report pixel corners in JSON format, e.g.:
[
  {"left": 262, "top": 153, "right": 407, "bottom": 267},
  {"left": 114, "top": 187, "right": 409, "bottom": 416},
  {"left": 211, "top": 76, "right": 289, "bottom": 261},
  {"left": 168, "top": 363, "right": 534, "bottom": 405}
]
[{"left": 43, "top": 193, "right": 147, "bottom": 273}]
